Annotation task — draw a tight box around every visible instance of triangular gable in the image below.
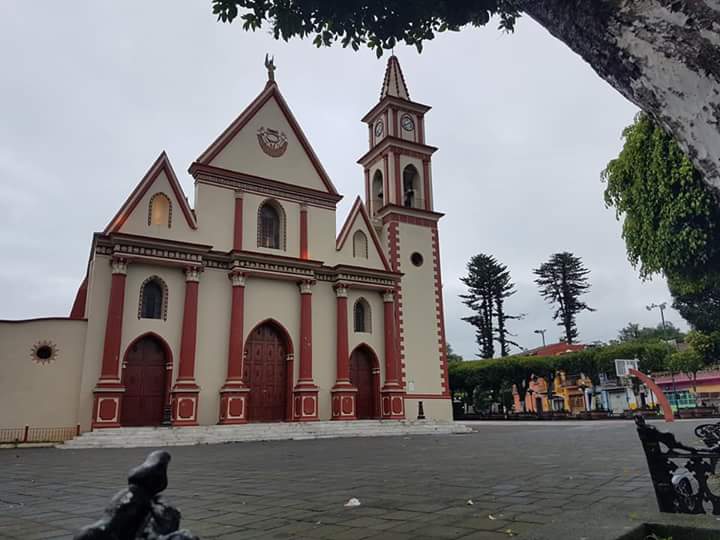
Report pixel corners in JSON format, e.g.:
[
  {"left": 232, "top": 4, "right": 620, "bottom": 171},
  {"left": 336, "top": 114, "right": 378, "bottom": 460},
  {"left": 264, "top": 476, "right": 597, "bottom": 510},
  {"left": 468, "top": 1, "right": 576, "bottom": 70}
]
[
  {"left": 336, "top": 197, "right": 391, "bottom": 272},
  {"left": 104, "top": 152, "right": 197, "bottom": 234},
  {"left": 195, "top": 81, "right": 339, "bottom": 195}
]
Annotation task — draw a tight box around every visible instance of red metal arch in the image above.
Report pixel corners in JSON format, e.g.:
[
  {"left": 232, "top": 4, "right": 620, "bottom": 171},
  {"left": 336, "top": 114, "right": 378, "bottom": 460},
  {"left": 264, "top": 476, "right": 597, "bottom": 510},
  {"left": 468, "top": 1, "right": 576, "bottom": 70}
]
[{"left": 629, "top": 368, "right": 674, "bottom": 423}]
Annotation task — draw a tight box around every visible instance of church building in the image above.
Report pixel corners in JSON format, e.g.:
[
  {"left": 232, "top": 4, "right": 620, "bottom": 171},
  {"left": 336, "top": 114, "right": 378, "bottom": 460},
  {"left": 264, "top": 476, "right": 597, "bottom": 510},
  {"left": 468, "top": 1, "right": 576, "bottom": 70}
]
[{"left": 0, "top": 56, "right": 451, "bottom": 432}]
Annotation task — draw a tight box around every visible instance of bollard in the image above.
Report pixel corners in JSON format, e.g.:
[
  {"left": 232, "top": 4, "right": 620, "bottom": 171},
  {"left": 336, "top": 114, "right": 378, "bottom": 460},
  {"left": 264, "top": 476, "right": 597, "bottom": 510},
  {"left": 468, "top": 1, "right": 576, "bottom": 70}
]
[{"left": 417, "top": 401, "right": 425, "bottom": 420}]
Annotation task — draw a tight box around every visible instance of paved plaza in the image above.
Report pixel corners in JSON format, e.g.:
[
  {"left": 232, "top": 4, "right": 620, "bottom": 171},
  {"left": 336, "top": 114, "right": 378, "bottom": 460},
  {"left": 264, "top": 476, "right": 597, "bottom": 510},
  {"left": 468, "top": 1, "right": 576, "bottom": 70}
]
[{"left": 0, "top": 420, "right": 715, "bottom": 539}]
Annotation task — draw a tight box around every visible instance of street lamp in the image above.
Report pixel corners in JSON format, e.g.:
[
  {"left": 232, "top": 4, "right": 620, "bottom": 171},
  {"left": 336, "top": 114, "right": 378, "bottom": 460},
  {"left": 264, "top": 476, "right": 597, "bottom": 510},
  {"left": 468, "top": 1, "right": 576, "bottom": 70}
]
[
  {"left": 646, "top": 302, "right": 668, "bottom": 335},
  {"left": 534, "top": 329, "right": 547, "bottom": 347}
]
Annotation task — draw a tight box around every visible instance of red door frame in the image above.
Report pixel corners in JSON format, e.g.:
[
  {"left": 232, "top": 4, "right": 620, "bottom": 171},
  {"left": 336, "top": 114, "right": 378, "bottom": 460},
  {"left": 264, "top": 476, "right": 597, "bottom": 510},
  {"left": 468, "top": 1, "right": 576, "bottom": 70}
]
[
  {"left": 243, "top": 318, "right": 295, "bottom": 422},
  {"left": 120, "top": 332, "right": 173, "bottom": 426},
  {"left": 350, "top": 343, "right": 381, "bottom": 419}
]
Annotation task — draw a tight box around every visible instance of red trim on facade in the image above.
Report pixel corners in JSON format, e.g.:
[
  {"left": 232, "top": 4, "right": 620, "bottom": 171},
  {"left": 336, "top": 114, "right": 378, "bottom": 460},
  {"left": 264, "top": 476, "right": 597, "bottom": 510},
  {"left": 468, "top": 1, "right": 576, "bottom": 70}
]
[
  {"left": 176, "top": 277, "right": 199, "bottom": 383},
  {"left": 300, "top": 205, "right": 309, "bottom": 260},
  {"left": 383, "top": 155, "right": 389, "bottom": 207},
  {"left": 364, "top": 169, "right": 370, "bottom": 209},
  {"left": 195, "top": 82, "right": 340, "bottom": 196},
  {"left": 233, "top": 194, "right": 243, "bottom": 251},
  {"left": 422, "top": 160, "right": 431, "bottom": 211},
  {"left": 361, "top": 95, "right": 431, "bottom": 124},
  {"left": 418, "top": 116, "right": 425, "bottom": 144},
  {"left": 104, "top": 152, "right": 197, "bottom": 234},
  {"left": 100, "top": 270, "right": 127, "bottom": 380},
  {"left": 69, "top": 276, "right": 88, "bottom": 319},
  {"left": 357, "top": 138, "right": 437, "bottom": 166},
  {"left": 190, "top": 163, "right": 343, "bottom": 207},
  {"left": 383, "top": 294, "right": 399, "bottom": 385},
  {"left": 394, "top": 153, "right": 401, "bottom": 206},
  {"left": 335, "top": 197, "right": 392, "bottom": 272},
  {"left": 392, "top": 109, "right": 398, "bottom": 138},
  {"left": 381, "top": 211, "right": 441, "bottom": 228},
  {"left": 298, "top": 286, "right": 313, "bottom": 383},
  {"left": 335, "top": 293, "right": 350, "bottom": 383},
  {"left": 226, "top": 275, "right": 245, "bottom": 381},
  {"left": 431, "top": 227, "right": 451, "bottom": 397}
]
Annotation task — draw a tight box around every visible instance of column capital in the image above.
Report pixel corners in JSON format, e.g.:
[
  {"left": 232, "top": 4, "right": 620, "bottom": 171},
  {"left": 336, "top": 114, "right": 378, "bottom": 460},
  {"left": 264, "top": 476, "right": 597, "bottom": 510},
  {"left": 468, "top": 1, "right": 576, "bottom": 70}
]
[
  {"left": 334, "top": 284, "right": 349, "bottom": 298},
  {"left": 185, "top": 266, "right": 202, "bottom": 282},
  {"left": 300, "top": 203, "right": 308, "bottom": 211},
  {"left": 110, "top": 257, "right": 128, "bottom": 275},
  {"left": 234, "top": 189, "right": 244, "bottom": 199},
  {"left": 229, "top": 270, "right": 246, "bottom": 287},
  {"left": 299, "top": 280, "right": 314, "bottom": 295},
  {"left": 382, "top": 290, "right": 395, "bottom": 303}
]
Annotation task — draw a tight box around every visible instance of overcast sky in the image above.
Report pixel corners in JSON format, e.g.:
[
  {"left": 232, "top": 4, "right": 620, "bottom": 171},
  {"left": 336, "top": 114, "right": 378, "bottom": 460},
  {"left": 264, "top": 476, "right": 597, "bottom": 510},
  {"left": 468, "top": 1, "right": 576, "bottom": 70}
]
[{"left": 0, "top": 2, "right": 684, "bottom": 358}]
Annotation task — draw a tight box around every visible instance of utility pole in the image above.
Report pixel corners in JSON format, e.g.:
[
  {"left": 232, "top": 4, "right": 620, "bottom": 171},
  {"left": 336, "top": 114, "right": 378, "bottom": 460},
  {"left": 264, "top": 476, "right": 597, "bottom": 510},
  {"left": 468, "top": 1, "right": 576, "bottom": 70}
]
[{"left": 533, "top": 329, "right": 547, "bottom": 347}]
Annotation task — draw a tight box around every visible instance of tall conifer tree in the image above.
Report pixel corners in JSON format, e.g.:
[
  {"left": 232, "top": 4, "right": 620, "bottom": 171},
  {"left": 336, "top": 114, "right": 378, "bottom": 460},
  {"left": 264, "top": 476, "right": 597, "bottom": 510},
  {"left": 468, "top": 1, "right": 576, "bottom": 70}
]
[
  {"left": 533, "top": 252, "right": 594, "bottom": 344},
  {"left": 461, "top": 254, "right": 521, "bottom": 358}
]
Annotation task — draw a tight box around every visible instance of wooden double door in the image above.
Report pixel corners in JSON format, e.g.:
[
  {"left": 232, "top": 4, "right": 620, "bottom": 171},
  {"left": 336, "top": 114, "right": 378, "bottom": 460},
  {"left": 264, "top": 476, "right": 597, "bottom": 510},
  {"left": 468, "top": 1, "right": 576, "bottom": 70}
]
[
  {"left": 121, "top": 336, "right": 167, "bottom": 426},
  {"left": 350, "top": 347, "right": 377, "bottom": 419},
  {"left": 244, "top": 323, "right": 288, "bottom": 422}
]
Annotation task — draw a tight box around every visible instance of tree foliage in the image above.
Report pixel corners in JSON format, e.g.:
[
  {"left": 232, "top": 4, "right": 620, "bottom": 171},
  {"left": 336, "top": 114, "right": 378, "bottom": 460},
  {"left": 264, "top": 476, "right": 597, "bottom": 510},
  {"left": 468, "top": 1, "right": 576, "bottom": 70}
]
[
  {"left": 616, "top": 322, "right": 684, "bottom": 343},
  {"left": 533, "top": 252, "right": 594, "bottom": 344},
  {"left": 460, "top": 254, "right": 521, "bottom": 358},
  {"left": 667, "top": 272, "right": 720, "bottom": 333},
  {"left": 211, "top": 0, "right": 520, "bottom": 55},
  {"left": 446, "top": 343, "right": 463, "bottom": 364},
  {"left": 603, "top": 113, "right": 720, "bottom": 279},
  {"left": 448, "top": 340, "right": 673, "bottom": 408}
]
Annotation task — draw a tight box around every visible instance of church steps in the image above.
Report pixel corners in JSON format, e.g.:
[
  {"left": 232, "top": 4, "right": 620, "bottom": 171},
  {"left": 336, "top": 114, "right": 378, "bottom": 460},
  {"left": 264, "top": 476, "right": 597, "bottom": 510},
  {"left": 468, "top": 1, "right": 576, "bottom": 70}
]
[{"left": 59, "top": 420, "right": 470, "bottom": 449}]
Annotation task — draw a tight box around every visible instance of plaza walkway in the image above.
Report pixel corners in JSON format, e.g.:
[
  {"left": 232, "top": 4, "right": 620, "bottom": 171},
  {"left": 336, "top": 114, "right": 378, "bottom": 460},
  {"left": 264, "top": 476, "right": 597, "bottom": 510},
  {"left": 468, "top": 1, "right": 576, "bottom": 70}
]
[{"left": 0, "top": 420, "right": 713, "bottom": 539}]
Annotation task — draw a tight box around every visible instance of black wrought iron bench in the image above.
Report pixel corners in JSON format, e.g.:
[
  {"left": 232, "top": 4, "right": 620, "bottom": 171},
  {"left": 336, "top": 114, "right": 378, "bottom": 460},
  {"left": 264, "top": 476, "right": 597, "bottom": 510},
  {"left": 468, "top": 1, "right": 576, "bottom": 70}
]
[{"left": 635, "top": 416, "right": 720, "bottom": 515}]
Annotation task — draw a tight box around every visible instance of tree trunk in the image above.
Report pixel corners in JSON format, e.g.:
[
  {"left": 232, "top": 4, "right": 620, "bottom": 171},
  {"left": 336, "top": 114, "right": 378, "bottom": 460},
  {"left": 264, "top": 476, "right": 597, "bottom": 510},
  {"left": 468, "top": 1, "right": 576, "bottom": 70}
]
[{"left": 519, "top": 0, "right": 720, "bottom": 192}]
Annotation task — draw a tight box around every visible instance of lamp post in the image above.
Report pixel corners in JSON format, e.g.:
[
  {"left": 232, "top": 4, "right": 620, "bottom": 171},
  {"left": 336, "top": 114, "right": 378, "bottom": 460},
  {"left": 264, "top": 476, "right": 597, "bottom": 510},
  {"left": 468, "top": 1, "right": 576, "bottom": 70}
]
[
  {"left": 646, "top": 302, "right": 668, "bottom": 336},
  {"left": 534, "top": 329, "right": 547, "bottom": 347}
]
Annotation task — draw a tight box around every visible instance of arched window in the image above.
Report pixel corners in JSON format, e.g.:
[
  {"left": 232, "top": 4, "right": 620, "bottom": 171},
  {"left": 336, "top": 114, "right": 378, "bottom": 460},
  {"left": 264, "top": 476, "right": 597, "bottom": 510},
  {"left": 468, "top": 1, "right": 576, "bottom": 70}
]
[
  {"left": 257, "top": 200, "right": 286, "bottom": 250},
  {"left": 353, "top": 298, "right": 371, "bottom": 333},
  {"left": 148, "top": 193, "right": 171, "bottom": 227},
  {"left": 402, "top": 165, "right": 420, "bottom": 208},
  {"left": 139, "top": 277, "right": 167, "bottom": 320},
  {"left": 353, "top": 230, "right": 368, "bottom": 258},
  {"left": 371, "top": 170, "right": 384, "bottom": 214}
]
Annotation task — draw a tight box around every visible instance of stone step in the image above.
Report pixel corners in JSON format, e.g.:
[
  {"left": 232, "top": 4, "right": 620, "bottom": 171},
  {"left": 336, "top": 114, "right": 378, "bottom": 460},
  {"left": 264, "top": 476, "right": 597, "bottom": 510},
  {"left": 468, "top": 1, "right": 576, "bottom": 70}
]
[{"left": 59, "top": 420, "right": 470, "bottom": 449}]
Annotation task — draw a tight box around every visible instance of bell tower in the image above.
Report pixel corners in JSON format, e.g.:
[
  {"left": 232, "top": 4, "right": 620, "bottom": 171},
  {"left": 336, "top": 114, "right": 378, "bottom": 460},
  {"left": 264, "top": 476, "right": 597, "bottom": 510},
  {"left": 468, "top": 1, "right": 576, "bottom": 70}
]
[{"left": 358, "top": 56, "right": 451, "bottom": 420}]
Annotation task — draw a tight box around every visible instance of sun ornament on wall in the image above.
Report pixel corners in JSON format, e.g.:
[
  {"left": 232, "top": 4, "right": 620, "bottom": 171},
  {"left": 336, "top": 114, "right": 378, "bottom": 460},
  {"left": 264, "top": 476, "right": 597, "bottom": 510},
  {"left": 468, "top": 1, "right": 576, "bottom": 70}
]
[
  {"left": 257, "top": 127, "right": 288, "bottom": 157},
  {"left": 30, "top": 340, "right": 59, "bottom": 365}
]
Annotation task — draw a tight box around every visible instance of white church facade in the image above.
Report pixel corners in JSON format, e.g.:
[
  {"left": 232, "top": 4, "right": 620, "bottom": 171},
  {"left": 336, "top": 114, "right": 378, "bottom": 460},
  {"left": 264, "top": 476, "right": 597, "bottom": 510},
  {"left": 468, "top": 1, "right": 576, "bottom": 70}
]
[{"left": 0, "top": 56, "right": 451, "bottom": 433}]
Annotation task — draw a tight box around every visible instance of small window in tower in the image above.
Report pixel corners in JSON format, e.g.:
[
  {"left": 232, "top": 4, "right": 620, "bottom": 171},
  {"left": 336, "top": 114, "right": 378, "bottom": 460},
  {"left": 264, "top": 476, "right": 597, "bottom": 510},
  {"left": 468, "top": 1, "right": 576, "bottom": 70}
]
[
  {"left": 372, "top": 170, "right": 384, "bottom": 214},
  {"left": 257, "top": 200, "right": 286, "bottom": 250},
  {"left": 148, "top": 193, "right": 171, "bottom": 227},
  {"left": 354, "top": 298, "right": 371, "bottom": 333},
  {"left": 353, "top": 231, "right": 368, "bottom": 259},
  {"left": 403, "top": 165, "right": 420, "bottom": 208}
]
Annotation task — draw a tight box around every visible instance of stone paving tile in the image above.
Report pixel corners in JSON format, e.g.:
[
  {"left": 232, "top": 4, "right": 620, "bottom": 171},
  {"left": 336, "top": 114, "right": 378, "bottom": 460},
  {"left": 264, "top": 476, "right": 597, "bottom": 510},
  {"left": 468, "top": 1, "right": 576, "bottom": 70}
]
[{"left": 0, "top": 420, "right": 713, "bottom": 539}]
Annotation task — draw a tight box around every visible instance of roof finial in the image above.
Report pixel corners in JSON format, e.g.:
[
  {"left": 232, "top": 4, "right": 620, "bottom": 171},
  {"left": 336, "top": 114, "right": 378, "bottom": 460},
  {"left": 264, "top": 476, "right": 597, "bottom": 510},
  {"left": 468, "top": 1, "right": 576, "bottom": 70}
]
[{"left": 264, "top": 53, "right": 276, "bottom": 82}]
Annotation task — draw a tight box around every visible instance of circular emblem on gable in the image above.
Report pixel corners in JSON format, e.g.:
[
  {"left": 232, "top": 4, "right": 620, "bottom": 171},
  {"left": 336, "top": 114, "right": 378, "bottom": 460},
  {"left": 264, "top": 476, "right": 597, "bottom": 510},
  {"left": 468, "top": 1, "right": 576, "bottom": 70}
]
[
  {"left": 30, "top": 340, "right": 58, "bottom": 365},
  {"left": 257, "top": 127, "right": 288, "bottom": 157}
]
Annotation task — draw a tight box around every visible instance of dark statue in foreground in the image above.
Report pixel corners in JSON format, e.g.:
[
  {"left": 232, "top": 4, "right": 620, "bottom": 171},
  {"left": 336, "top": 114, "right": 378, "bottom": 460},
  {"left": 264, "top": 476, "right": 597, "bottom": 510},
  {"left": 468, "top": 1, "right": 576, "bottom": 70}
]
[
  {"left": 75, "top": 450, "right": 198, "bottom": 540},
  {"left": 635, "top": 416, "right": 720, "bottom": 515}
]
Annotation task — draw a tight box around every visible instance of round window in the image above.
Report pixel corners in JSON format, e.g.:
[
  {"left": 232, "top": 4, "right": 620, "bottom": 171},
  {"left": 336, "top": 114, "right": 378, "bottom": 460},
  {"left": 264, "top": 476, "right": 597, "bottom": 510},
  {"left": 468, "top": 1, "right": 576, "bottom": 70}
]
[
  {"left": 410, "top": 252, "right": 424, "bottom": 267},
  {"left": 36, "top": 345, "right": 53, "bottom": 360},
  {"left": 31, "top": 341, "right": 58, "bottom": 365}
]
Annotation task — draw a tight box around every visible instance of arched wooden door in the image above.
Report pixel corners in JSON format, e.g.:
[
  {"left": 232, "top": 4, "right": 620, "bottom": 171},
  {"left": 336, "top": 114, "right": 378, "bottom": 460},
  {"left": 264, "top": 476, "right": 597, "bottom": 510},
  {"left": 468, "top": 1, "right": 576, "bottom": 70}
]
[
  {"left": 244, "top": 323, "right": 288, "bottom": 422},
  {"left": 121, "top": 336, "right": 167, "bottom": 426},
  {"left": 350, "top": 347, "right": 375, "bottom": 419}
]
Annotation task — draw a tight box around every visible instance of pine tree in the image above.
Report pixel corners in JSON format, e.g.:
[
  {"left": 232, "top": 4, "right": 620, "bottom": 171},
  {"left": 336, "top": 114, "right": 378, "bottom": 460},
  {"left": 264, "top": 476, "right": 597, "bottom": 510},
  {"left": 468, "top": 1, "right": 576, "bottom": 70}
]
[
  {"left": 533, "top": 252, "right": 595, "bottom": 344},
  {"left": 461, "top": 254, "right": 521, "bottom": 358}
]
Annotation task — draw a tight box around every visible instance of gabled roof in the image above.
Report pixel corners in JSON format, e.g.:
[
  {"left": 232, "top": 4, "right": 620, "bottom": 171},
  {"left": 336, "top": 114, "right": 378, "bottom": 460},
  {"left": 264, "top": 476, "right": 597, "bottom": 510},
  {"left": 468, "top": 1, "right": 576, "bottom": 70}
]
[
  {"left": 336, "top": 197, "right": 391, "bottom": 272},
  {"left": 381, "top": 55, "right": 410, "bottom": 100},
  {"left": 194, "top": 81, "right": 339, "bottom": 196},
  {"left": 104, "top": 152, "right": 197, "bottom": 234}
]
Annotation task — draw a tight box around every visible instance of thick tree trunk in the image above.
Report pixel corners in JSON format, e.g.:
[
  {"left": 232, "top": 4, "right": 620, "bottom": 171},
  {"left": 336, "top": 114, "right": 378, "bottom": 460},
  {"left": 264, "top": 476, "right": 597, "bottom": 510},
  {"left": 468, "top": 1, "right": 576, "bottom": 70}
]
[{"left": 519, "top": 0, "right": 720, "bottom": 192}]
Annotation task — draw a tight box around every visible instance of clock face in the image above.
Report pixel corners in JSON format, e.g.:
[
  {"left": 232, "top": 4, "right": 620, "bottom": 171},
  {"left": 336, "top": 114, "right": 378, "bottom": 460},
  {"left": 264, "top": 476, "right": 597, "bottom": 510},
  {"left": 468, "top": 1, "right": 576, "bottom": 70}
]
[
  {"left": 401, "top": 114, "right": 415, "bottom": 132},
  {"left": 374, "top": 120, "right": 384, "bottom": 137}
]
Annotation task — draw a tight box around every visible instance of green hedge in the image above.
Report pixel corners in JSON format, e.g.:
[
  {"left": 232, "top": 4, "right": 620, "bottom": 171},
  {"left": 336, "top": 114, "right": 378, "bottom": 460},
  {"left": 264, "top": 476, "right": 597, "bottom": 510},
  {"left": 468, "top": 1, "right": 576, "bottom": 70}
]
[{"left": 448, "top": 341, "right": 673, "bottom": 403}]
